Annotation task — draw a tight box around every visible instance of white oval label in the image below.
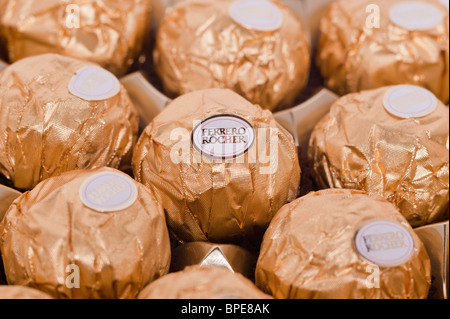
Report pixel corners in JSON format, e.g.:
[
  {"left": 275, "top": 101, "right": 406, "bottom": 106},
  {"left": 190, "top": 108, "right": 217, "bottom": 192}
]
[
  {"left": 79, "top": 172, "right": 138, "bottom": 212},
  {"left": 355, "top": 220, "right": 414, "bottom": 267},
  {"left": 229, "top": 0, "right": 283, "bottom": 32},
  {"left": 389, "top": 1, "right": 443, "bottom": 31},
  {"left": 69, "top": 66, "right": 121, "bottom": 101},
  {"left": 383, "top": 85, "right": 438, "bottom": 118},
  {"left": 192, "top": 114, "right": 255, "bottom": 159}
]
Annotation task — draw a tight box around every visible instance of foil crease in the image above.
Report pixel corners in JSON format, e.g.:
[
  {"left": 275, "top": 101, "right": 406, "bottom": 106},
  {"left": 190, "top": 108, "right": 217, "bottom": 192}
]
[
  {"left": 308, "top": 86, "right": 449, "bottom": 227},
  {"left": 0, "top": 167, "right": 171, "bottom": 299},
  {"left": 0, "top": 54, "right": 139, "bottom": 190},
  {"left": 0, "top": 285, "right": 53, "bottom": 299},
  {"left": 316, "top": 0, "right": 449, "bottom": 104},
  {"left": 153, "top": 0, "right": 310, "bottom": 111},
  {"left": 138, "top": 265, "right": 273, "bottom": 299},
  {"left": 0, "top": 0, "right": 152, "bottom": 77},
  {"left": 132, "top": 88, "right": 301, "bottom": 244},
  {"left": 255, "top": 189, "right": 432, "bottom": 299}
]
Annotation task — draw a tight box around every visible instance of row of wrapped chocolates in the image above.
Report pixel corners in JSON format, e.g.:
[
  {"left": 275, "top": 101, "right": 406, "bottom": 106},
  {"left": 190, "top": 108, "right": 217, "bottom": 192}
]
[{"left": 0, "top": 0, "right": 448, "bottom": 299}]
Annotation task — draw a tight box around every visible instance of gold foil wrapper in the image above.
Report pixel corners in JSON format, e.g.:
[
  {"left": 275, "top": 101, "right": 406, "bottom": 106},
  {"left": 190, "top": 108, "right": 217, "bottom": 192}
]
[
  {"left": 0, "top": 286, "right": 53, "bottom": 299},
  {"left": 154, "top": 0, "right": 310, "bottom": 111},
  {"left": 0, "top": 54, "right": 139, "bottom": 190},
  {"left": 132, "top": 88, "right": 300, "bottom": 244},
  {"left": 0, "top": 0, "right": 152, "bottom": 77},
  {"left": 256, "top": 189, "right": 432, "bottom": 299},
  {"left": 316, "top": 0, "right": 449, "bottom": 104},
  {"left": 0, "top": 167, "right": 171, "bottom": 299},
  {"left": 138, "top": 265, "right": 272, "bottom": 299},
  {"left": 308, "top": 86, "right": 449, "bottom": 227},
  {"left": 170, "top": 242, "right": 256, "bottom": 279}
]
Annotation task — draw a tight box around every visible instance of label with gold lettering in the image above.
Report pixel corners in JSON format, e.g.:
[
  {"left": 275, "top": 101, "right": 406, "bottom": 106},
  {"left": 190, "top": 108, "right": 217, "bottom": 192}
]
[
  {"left": 79, "top": 172, "right": 138, "bottom": 212},
  {"left": 383, "top": 85, "right": 438, "bottom": 119},
  {"left": 389, "top": 1, "right": 443, "bottom": 31},
  {"left": 354, "top": 220, "right": 414, "bottom": 267},
  {"left": 192, "top": 114, "right": 255, "bottom": 159},
  {"left": 229, "top": 0, "right": 283, "bottom": 32},
  {"left": 69, "top": 66, "right": 121, "bottom": 101}
]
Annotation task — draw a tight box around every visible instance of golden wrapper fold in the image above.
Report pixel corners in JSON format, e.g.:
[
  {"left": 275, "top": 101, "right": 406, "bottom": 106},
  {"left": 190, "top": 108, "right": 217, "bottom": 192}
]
[
  {"left": 0, "top": 54, "right": 139, "bottom": 190},
  {"left": 316, "top": 0, "right": 449, "bottom": 104},
  {"left": 170, "top": 242, "right": 256, "bottom": 279},
  {"left": 153, "top": 0, "right": 310, "bottom": 111},
  {"left": 138, "top": 265, "right": 272, "bottom": 299},
  {"left": 256, "top": 189, "right": 432, "bottom": 299},
  {"left": 0, "top": 167, "right": 171, "bottom": 299},
  {"left": 308, "top": 86, "right": 449, "bottom": 227},
  {"left": 0, "top": 286, "right": 53, "bottom": 299},
  {"left": 132, "top": 88, "right": 300, "bottom": 244},
  {"left": 0, "top": 0, "right": 152, "bottom": 76}
]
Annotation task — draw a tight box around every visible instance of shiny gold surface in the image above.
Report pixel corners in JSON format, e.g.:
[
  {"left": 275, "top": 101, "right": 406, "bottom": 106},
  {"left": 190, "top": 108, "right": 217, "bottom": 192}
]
[
  {"left": 308, "top": 86, "right": 449, "bottom": 227},
  {"left": 0, "top": 167, "right": 171, "bottom": 299},
  {"left": 138, "top": 265, "right": 273, "bottom": 299},
  {"left": 154, "top": 0, "right": 310, "bottom": 111},
  {"left": 256, "top": 189, "right": 432, "bottom": 299},
  {"left": 0, "top": 0, "right": 152, "bottom": 76},
  {"left": 132, "top": 88, "right": 300, "bottom": 244},
  {"left": 0, "top": 54, "right": 139, "bottom": 190},
  {"left": 170, "top": 242, "right": 256, "bottom": 279},
  {"left": 316, "top": 0, "right": 449, "bottom": 103},
  {"left": 0, "top": 286, "right": 53, "bottom": 299}
]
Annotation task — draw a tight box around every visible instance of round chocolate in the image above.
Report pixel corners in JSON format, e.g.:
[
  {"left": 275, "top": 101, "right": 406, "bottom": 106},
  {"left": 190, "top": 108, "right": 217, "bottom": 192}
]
[
  {"left": 0, "top": 167, "right": 171, "bottom": 299},
  {"left": 316, "top": 0, "right": 449, "bottom": 104},
  {"left": 0, "top": 54, "right": 139, "bottom": 190},
  {"left": 308, "top": 85, "right": 449, "bottom": 227},
  {"left": 0, "top": 286, "right": 53, "bottom": 299},
  {"left": 138, "top": 265, "right": 272, "bottom": 299},
  {"left": 132, "top": 88, "right": 300, "bottom": 244},
  {"left": 0, "top": 0, "right": 152, "bottom": 76},
  {"left": 256, "top": 189, "right": 432, "bottom": 299},
  {"left": 154, "top": 0, "right": 310, "bottom": 111}
]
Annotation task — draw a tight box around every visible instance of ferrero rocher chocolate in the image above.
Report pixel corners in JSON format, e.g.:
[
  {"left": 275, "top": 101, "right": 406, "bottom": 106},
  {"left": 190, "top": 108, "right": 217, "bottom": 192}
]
[
  {"left": 256, "top": 189, "right": 432, "bottom": 299},
  {"left": 0, "top": 54, "right": 139, "bottom": 190},
  {"left": 0, "top": 167, "right": 171, "bottom": 299},
  {"left": 138, "top": 265, "right": 272, "bottom": 299},
  {"left": 132, "top": 88, "right": 301, "bottom": 244},
  {"left": 0, "top": 0, "right": 152, "bottom": 76},
  {"left": 0, "top": 286, "right": 53, "bottom": 299},
  {"left": 316, "top": 0, "right": 449, "bottom": 103},
  {"left": 308, "top": 85, "right": 449, "bottom": 227},
  {"left": 154, "top": 0, "right": 310, "bottom": 111}
]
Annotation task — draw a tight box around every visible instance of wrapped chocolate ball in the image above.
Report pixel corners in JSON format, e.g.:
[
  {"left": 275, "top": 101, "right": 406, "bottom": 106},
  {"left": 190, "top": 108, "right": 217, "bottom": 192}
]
[
  {"left": 316, "top": 0, "right": 449, "bottom": 103},
  {"left": 0, "top": 167, "right": 171, "bottom": 299},
  {"left": 154, "top": 0, "right": 310, "bottom": 111},
  {"left": 0, "top": 53, "right": 139, "bottom": 190},
  {"left": 0, "top": 0, "right": 152, "bottom": 76},
  {"left": 132, "top": 88, "right": 300, "bottom": 244},
  {"left": 308, "top": 85, "right": 449, "bottom": 227},
  {"left": 138, "top": 265, "right": 272, "bottom": 299},
  {"left": 0, "top": 286, "right": 53, "bottom": 299},
  {"left": 256, "top": 189, "right": 432, "bottom": 299}
]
